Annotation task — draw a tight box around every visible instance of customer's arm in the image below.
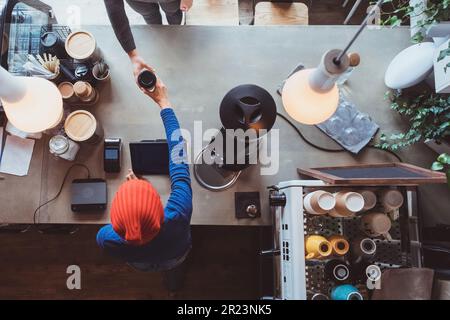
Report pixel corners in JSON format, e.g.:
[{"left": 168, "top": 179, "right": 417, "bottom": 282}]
[
  {"left": 144, "top": 78, "right": 193, "bottom": 221},
  {"left": 103, "top": 0, "right": 136, "bottom": 53},
  {"left": 103, "top": 0, "right": 155, "bottom": 84}
]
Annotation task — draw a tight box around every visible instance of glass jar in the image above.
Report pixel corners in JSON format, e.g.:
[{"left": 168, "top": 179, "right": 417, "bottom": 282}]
[{"left": 49, "top": 135, "right": 80, "bottom": 161}]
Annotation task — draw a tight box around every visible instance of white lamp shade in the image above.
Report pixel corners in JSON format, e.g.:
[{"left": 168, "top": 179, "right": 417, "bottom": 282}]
[
  {"left": 282, "top": 68, "right": 339, "bottom": 125},
  {"left": 1, "top": 76, "right": 63, "bottom": 133}
]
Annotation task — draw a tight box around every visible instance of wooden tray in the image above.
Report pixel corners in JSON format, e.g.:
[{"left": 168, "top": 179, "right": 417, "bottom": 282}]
[{"left": 297, "top": 162, "right": 447, "bottom": 185}]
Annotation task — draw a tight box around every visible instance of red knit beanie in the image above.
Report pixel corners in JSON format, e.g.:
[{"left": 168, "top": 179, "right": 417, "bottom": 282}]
[{"left": 111, "top": 179, "right": 164, "bottom": 245}]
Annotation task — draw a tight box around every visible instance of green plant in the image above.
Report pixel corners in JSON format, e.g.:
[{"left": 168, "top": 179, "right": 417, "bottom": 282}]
[
  {"left": 432, "top": 153, "right": 450, "bottom": 188},
  {"left": 377, "top": 90, "right": 450, "bottom": 151},
  {"left": 437, "top": 40, "right": 450, "bottom": 72},
  {"left": 382, "top": 0, "right": 450, "bottom": 42}
]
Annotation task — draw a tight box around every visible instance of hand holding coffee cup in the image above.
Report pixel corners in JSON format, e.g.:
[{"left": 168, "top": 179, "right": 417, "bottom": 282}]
[
  {"left": 361, "top": 212, "right": 392, "bottom": 239},
  {"left": 141, "top": 76, "right": 172, "bottom": 110},
  {"left": 305, "top": 235, "right": 332, "bottom": 260},
  {"left": 303, "top": 190, "right": 336, "bottom": 215},
  {"left": 330, "top": 191, "right": 365, "bottom": 218},
  {"left": 128, "top": 49, "right": 155, "bottom": 86}
]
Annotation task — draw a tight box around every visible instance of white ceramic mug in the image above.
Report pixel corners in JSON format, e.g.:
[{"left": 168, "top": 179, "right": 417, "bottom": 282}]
[
  {"left": 330, "top": 191, "right": 365, "bottom": 217},
  {"left": 304, "top": 190, "right": 336, "bottom": 215}
]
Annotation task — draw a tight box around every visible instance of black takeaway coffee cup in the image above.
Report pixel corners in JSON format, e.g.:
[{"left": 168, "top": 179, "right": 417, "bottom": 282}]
[{"left": 138, "top": 70, "right": 157, "bottom": 92}]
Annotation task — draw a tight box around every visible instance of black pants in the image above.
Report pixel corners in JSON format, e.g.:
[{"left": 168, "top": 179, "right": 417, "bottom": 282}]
[{"left": 126, "top": 0, "right": 183, "bottom": 25}]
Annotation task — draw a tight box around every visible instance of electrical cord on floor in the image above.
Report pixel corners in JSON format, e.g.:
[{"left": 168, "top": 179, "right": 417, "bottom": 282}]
[
  {"left": 33, "top": 163, "right": 91, "bottom": 225},
  {"left": 277, "top": 112, "right": 345, "bottom": 153},
  {"left": 276, "top": 112, "right": 403, "bottom": 162}
]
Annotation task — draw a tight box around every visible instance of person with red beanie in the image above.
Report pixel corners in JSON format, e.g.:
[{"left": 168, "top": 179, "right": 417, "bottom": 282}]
[{"left": 96, "top": 77, "right": 192, "bottom": 293}]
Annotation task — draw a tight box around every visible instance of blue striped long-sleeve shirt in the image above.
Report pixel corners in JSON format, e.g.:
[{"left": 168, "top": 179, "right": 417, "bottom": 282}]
[{"left": 96, "top": 108, "right": 192, "bottom": 264}]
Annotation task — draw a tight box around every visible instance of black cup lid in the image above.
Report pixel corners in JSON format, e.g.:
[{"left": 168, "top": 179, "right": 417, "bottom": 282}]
[
  {"left": 138, "top": 70, "right": 157, "bottom": 88},
  {"left": 41, "top": 32, "right": 58, "bottom": 47},
  {"left": 220, "top": 84, "right": 276, "bottom": 133}
]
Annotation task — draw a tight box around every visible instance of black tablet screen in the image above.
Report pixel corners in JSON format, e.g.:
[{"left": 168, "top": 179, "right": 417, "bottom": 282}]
[{"left": 129, "top": 141, "right": 169, "bottom": 175}]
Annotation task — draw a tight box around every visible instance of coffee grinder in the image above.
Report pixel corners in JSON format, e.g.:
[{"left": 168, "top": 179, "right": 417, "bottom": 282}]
[{"left": 194, "top": 84, "right": 277, "bottom": 191}]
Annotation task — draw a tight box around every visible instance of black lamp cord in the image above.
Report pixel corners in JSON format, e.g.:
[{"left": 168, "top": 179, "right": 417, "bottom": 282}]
[
  {"left": 276, "top": 112, "right": 403, "bottom": 162},
  {"left": 33, "top": 163, "right": 91, "bottom": 225}
]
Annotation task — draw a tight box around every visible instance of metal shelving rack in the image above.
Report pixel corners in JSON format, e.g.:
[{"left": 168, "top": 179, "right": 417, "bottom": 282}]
[{"left": 268, "top": 180, "right": 422, "bottom": 300}]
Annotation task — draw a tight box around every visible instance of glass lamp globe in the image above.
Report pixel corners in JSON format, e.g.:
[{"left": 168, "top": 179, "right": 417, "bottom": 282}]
[
  {"left": 0, "top": 67, "right": 63, "bottom": 133},
  {"left": 282, "top": 68, "right": 339, "bottom": 125}
]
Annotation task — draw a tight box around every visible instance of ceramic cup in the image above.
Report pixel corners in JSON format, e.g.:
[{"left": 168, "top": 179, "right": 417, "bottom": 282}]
[
  {"left": 361, "top": 212, "right": 392, "bottom": 238},
  {"left": 380, "top": 189, "right": 404, "bottom": 212},
  {"left": 351, "top": 237, "right": 377, "bottom": 262},
  {"left": 330, "top": 191, "right": 365, "bottom": 217},
  {"left": 303, "top": 190, "right": 336, "bottom": 215},
  {"left": 365, "top": 264, "right": 382, "bottom": 283},
  {"left": 360, "top": 190, "right": 377, "bottom": 211},
  {"left": 305, "top": 235, "right": 332, "bottom": 260},
  {"left": 325, "top": 259, "right": 351, "bottom": 282},
  {"left": 329, "top": 234, "right": 350, "bottom": 256},
  {"left": 310, "top": 293, "right": 329, "bottom": 300},
  {"left": 331, "top": 284, "right": 363, "bottom": 300}
]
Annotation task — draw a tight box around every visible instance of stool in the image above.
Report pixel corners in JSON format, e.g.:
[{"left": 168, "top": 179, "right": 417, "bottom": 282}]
[
  {"left": 254, "top": 2, "right": 309, "bottom": 25},
  {"left": 186, "top": 0, "right": 239, "bottom": 25}
]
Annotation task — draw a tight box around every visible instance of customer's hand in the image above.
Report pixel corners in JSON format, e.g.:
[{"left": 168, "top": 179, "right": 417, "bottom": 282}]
[
  {"left": 180, "top": 0, "right": 193, "bottom": 11},
  {"left": 126, "top": 169, "right": 138, "bottom": 181},
  {"left": 128, "top": 49, "right": 155, "bottom": 85},
  {"left": 141, "top": 77, "right": 172, "bottom": 109}
]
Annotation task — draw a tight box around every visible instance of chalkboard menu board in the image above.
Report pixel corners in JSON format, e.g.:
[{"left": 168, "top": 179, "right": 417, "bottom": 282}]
[{"left": 298, "top": 163, "right": 447, "bottom": 185}]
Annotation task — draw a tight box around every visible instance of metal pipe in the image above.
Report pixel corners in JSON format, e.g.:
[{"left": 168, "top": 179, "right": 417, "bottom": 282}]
[{"left": 335, "top": 0, "right": 384, "bottom": 64}]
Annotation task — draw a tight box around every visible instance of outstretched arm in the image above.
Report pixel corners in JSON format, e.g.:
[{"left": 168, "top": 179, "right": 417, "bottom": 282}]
[
  {"left": 103, "top": 0, "right": 136, "bottom": 53},
  {"left": 104, "top": 0, "right": 155, "bottom": 85},
  {"left": 141, "top": 77, "right": 193, "bottom": 221}
]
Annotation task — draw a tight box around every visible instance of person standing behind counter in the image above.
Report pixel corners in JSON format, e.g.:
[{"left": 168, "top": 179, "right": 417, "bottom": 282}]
[
  {"left": 103, "top": 0, "right": 193, "bottom": 87},
  {"left": 96, "top": 77, "right": 193, "bottom": 293}
]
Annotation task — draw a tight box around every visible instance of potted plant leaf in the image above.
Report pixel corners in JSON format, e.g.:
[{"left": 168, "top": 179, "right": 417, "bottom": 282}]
[
  {"left": 432, "top": 153, "right": 450, "bottom": 188},
  {"left": 382, "top": 0, "right": 450, "bottom": 42},
  {"left": 377, "top": 89, "right": 450, "bottom": 152}
]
